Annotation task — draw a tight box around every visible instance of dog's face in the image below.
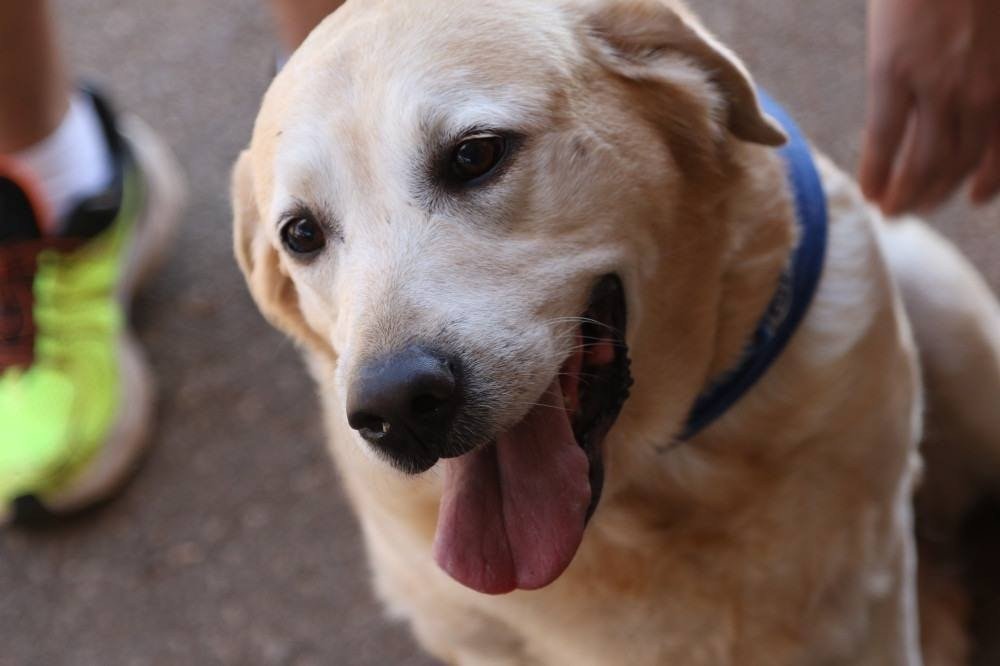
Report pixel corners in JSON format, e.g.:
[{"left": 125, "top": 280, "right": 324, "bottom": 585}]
[{"left": 235, "top": 0, "right": 783, "bottom": 595}]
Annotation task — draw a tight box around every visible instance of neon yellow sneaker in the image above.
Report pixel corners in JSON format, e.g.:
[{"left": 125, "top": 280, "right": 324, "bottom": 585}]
[{"left": 0, "top": 89, "right": 184, "bottom": 523}]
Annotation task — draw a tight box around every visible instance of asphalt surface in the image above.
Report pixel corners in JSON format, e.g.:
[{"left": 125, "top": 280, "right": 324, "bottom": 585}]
[{"left": 1, "top": 1, "right": 997, "bottom": 665}]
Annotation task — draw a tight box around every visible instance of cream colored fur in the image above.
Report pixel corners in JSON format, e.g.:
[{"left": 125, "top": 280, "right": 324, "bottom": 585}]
[{"left": 232, "top": 1, "right": 1000, "bottom": 663}]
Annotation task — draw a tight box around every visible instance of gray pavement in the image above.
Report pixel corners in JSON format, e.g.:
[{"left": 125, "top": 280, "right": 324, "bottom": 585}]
[{"left": 1, "top": 1, "right": 997, "bottom": 665}]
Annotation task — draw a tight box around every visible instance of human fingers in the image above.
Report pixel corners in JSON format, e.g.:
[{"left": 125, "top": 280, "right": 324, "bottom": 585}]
[
  {"left": 881, "top": 101, "right": 954, "bottom": 215},
  {"left": 859, "top": 71, "right": 912, "bottom": 205}
]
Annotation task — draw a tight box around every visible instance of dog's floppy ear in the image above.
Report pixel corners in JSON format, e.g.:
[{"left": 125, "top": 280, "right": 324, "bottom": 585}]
[
  {"left": 232, "top": 150, "right": 334, "bottom": 357},
  {"left": 585, "top": 0, "right": 785, "bottom": 147}
]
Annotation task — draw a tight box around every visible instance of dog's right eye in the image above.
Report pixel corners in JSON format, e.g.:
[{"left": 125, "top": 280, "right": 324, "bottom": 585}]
[
  {"left": 449, "top": 134, "right": 508, "bottom": 184},
  {"left": 281, "top": 215, "right": 326, "bottom": 256}
]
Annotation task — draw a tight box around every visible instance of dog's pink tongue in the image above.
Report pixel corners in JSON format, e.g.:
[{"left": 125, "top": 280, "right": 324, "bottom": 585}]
[{"left": 433, "top": 381, "right": 591, "bottom": 595}]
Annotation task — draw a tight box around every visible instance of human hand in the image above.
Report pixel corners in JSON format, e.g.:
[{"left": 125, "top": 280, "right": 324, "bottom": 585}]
[{"left": 859, "top": 0, "right": 1000, "bottom": 215}]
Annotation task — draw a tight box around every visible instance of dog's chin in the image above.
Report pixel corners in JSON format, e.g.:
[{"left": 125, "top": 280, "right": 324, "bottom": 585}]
[{"left": 433, "top": 275, "right": 632, "bottom": 595}]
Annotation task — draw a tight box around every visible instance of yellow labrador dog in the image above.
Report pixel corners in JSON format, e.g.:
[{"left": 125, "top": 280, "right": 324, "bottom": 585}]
[{"left": 233, "top": 0, "right": 1000, "bottom": 663}]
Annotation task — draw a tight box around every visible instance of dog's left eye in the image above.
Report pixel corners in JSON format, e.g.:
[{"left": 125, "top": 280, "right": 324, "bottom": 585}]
[
  {"left": 281, "top": 215, "right": 326, "bottom": 256},
  {"left": 450, "top": 135, "right": 508, "bottom": 183}
]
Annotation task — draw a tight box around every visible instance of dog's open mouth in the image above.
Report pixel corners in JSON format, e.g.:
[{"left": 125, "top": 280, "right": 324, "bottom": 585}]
[{"left": 433, "top": 275, "right": 632, "bottom": 594}]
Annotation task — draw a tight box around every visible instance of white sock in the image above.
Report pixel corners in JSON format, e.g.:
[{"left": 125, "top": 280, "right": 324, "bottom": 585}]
[{"left": 11, "top": 94, "right": 115, "bottom": 232}]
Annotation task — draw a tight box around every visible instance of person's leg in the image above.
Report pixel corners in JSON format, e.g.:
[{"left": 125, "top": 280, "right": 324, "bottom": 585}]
[
  {"left": 0, "top": 1, "right": 115, "bottom": 226},
  {"left": 0, "top": 1, "right": 68, "bottom": 152},
  {"left": 268, "top": 0, "right": 347, "bottom": 51},
  {"left": 0, "top": 2, "right": 184, "bottom": 523}
]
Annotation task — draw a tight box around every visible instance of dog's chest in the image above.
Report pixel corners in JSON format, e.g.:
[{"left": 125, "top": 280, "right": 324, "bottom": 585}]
[
  {"left": 364, "top": 495, "right": 904, "bottom": 666},
  {"left": 502, "top": 526, "right": 896, "bottom": 664}
]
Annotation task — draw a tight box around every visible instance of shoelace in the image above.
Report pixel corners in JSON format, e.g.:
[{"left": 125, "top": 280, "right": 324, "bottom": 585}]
[{"left": 0, "top": 238, "right": 82, "bottom": 370}]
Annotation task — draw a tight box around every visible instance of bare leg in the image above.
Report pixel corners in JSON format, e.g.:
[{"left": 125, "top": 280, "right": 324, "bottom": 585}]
[
  {"left": 268, "top": 0, "right": 347, "bottom": 51},
  {"left": 0, "top": 1, "right": 68, "bottom": 152}
]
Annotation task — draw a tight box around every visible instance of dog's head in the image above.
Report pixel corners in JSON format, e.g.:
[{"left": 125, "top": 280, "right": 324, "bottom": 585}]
[{"left": 234, "top": 0, "right": 784, "bottom": 594}]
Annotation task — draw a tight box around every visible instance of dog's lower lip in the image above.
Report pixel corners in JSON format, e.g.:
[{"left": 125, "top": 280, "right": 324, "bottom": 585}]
[{"left": 570, "top": 274, "right": 632, "bottom": 521}]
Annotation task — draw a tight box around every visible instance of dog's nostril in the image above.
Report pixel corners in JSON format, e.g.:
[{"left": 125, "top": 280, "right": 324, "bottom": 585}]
[{"left": 350, "top": 411, "right": 391, "bottom": 437}]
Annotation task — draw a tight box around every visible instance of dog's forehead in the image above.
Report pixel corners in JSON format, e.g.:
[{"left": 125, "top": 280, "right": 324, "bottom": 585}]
[
  {"left": 316, "top": 0, "right": 578, "bottom": 72},
  {"left": 328, "top": 3, "right": 579, "bottom": 119},
  {"left": 252, "top": 0, "right": 585, "bottom": 202}
]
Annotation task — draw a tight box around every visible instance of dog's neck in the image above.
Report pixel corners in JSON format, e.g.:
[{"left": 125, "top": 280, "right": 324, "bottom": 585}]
[
  {"left": 681, "top": 92, "right": 830, "bottom": 441},
  {"left": 600, "top": 139, "right": 797, "bottom": 520},
  {"left": 705, "top": 143, "right": 798, "bottom": 387},
  {"left": 620, "top": 139, "right": 796, "bottom": 439}
]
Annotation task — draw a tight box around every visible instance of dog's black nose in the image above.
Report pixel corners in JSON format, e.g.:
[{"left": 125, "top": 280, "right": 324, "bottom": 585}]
[{"left": 346, "top": 346, "right": 460, "bottom": 473}]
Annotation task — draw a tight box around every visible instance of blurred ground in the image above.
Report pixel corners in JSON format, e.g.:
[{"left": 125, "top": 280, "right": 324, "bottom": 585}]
[{"left": 0, "top": 1, "right": 997, "bottom": 665}]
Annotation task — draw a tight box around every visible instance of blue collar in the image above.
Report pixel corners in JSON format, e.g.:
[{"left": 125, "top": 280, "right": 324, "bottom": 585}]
[{"left": 679, "top": 91, "right": 829, "bottom": 441}]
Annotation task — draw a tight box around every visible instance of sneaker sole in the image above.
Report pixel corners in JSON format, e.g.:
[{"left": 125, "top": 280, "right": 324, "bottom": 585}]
[{"left": 11, "top": 115, "right": 187, "bottom": 520}]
